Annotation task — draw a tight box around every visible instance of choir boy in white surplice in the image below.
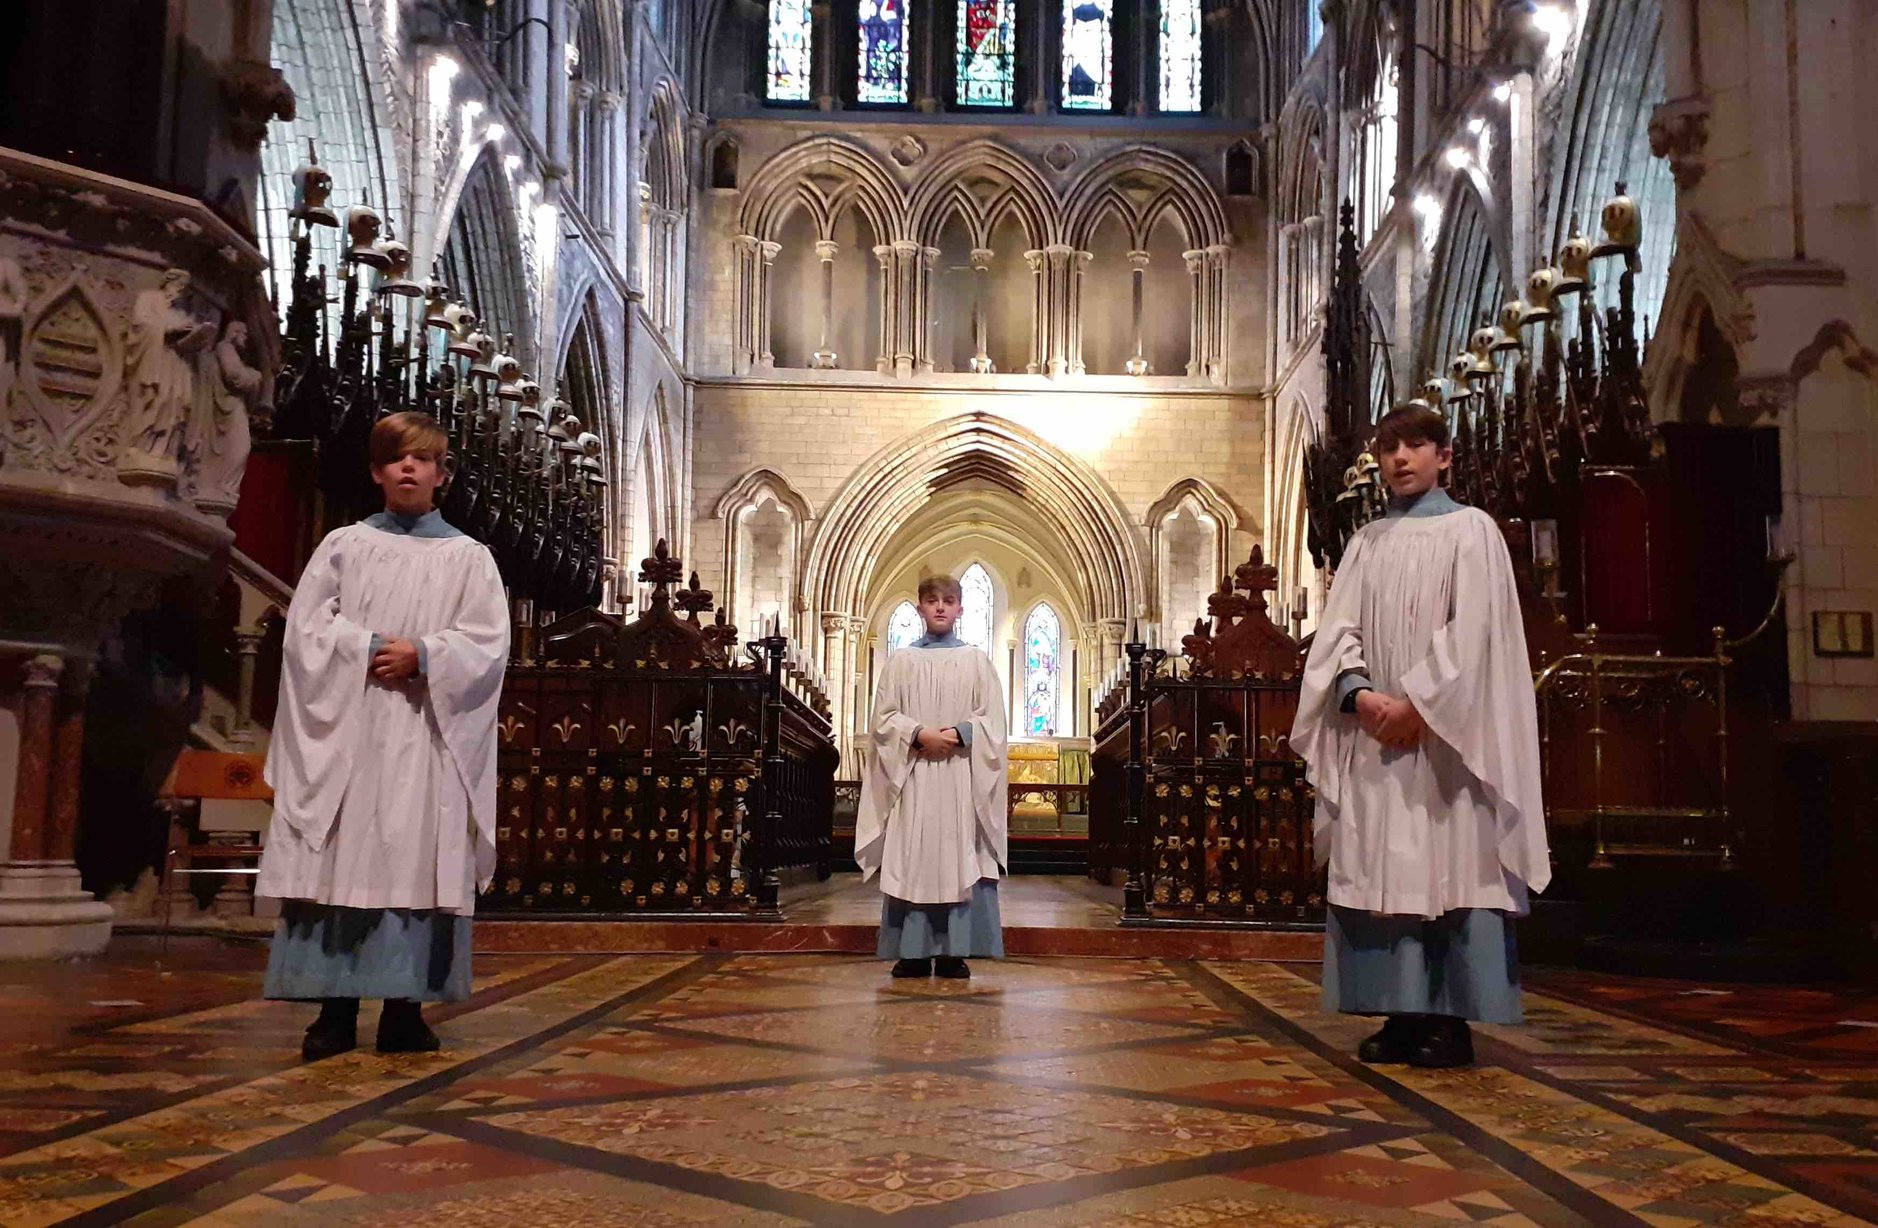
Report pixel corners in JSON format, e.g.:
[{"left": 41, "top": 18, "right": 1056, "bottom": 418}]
[
  {"left": 1291, "top": 404, "right": 1550, "bottom": 1070},
  {"left": 856, "top": 574, "right": 1009, "bottom": 979},
  {"left": 257, "top": 411, "right": 509, "bottom": 1062}
]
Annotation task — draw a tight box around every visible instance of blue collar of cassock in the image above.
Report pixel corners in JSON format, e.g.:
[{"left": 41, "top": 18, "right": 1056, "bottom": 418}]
[
  {"left": 1385, "top": 486, "right": 1462, "bottom": 519},
  {"left": 364, "top": 508, "right": 463, "bottom": 538},
  {"left": 911, "top": 631, "right": 964, "bottom": 648}
]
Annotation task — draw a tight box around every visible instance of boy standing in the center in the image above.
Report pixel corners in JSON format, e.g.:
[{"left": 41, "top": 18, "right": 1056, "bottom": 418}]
[{"left": 856, "top": 575, "right": 1008, "bottom": 978}]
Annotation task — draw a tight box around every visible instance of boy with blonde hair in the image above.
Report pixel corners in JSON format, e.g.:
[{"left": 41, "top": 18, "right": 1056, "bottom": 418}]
[
  {"left": 258, "top": 411, "right": 510, "bottom": 1059},
  {"left": 856, "top": 573, "right": 1008, "bottom": 978}
]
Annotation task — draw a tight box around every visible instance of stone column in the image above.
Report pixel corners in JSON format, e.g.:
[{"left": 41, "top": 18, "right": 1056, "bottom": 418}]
[
  {"left": 811, "top": 239, "right": 840, "bottom": 368},
  {"left": 0, "top": 654, "right": 112, "bottom": 958},
  {"left": 820, "top": 612, "right": 847, "bottom": 753},
  {"left": 873, "top": 243, "right": 897, "bottom": 374},
  {"left": 846, "top": 615, "right": 868, "bottom": 770},
  {"left": 735, "top": 235, "right": 783, "bottom": 373},
  {"left": 1027, "top": 245, "right": 1090, "bottom": 378},
  {"left": 1125, "top": 250, "right": 1151, "bottom": 375},
  {"left": 916, "top": 245, "right": 939, "bottom": 374},
  {"left": 891, "top": 239, "right": 923, "bottom": 377},
  {"left": 1204, "top": 245, "right": 1230, "bottom": 384},
  {"left": 1099, "top": 618, "right": 1128, "bottom": 668},
  {"left": 596, "top": 91, "right": 623, "bottom": 238},
  {"left": 231, "top": 625, "right": 266, "bottom": 749},
  {"left": 969, "top": 248, "right": 996, "bottom": 373}
]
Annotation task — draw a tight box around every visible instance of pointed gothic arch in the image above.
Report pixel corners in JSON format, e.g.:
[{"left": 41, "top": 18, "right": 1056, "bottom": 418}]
[
  {"left": 1418, "top": 173, "right": 1507, "bottom": 382},
  {"left": 436, "top": 146, "right": 534, "bottom": 366},
  {"left": 804, "top": 413, "right": 1146, "bottom": 627}
]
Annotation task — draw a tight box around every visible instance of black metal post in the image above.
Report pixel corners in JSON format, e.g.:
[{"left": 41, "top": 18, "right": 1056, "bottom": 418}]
[
  {"left": 1121, "top": 636, "right": 1149, "bottom": 919},
  {"left": 755, "top": 629, "right": 787, "bottom": 917}
]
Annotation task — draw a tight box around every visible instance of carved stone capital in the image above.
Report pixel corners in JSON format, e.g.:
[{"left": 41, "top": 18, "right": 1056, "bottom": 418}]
[
  {"left": 813, "top": 239, "right": 840, "bottom": 262},
  {"left": 969, "top": 248, "right": 996, "bottom": 270},
  {"left": 820, "top": 613, "right": 848, "bottom": 636},
  {"left": 1648, "top": 96, "right": 1712, "bottom": 190},
  {"left": 220, "top": 60, "right": 296, "bottom": 152},
  {"left": 21, "top": 654, "right": 63, "bottom": 691},
  {"left": 1127, "top": 250, "right": 1152, "bottom": 271}
]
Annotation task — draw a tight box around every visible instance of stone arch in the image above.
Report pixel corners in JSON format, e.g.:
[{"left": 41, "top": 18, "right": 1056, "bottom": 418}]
[
  {"left": 804, "top": 413, "right": 1147, "bottom": 627},
  {"left": 435, "top": 146, "right": 535, "bottom": 366},
  {"left": 1267, "top": 393, "right": 1322, "bottom": 626},
  {"left": 1062, "top": 147, "right": 1229, "bottom": 251},
  {"left": 908, "top": 141, "right": 1059, "bottom": 248},
  {"left": 1417, "top": 173, "right": 1507, "bottom": 382},
  {"left": 1542, "top": 0, "right": 1671, "bottom": 321},
  {"left": 1145, "top": 477, "right": 1243, "bottom": 632},
  {"left": 259, "top": 0, "right": 401, "bottom": 315},
  {"left": 1643, "top": 213, "right": 1754, "bottom": 421},
  {"left": 741, "top": 137, "right": 907, "bottom": 242},
  {"left": 714, "top": 468, "right": 815, "bottom": 631}
]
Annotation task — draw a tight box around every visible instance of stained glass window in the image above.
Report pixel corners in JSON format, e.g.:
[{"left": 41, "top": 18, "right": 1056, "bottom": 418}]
[
  {"left": 887, "top": 601, "right": 922, "bottom": 653},
  {"left": 767, "top": 0, "right": 812, "bottom": 102},
  {"left": 956, "top": 0, "right": 1016, "bottom": 107},
  {"left": 1061, "top": 0, "right": 1113, "bottom": 110},
  {"left": 1023, "top": 604, "right": 1062, "bottom": 737},
  {"left": 959, "top": 564, "right": 994, "bottom": 652},
  {"left": 1159, "top": 0, "right": 1203, "bottom": 113},
  {"left": 858, "top": 0, "right": 908, "bottom": 104}
]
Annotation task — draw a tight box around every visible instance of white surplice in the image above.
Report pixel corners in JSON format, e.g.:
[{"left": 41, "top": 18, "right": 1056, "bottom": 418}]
[
  {"left": 256, "top": 523, "right": 510, "bottom": 913},
  {"left": 855, "top": 646, "right": 1008, "bottom": 904},
  {"left": 1291, "top": 505, "right": 1551, "bottom": 919}
]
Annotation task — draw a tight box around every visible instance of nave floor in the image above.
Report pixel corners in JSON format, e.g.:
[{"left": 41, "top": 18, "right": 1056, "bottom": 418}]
[{"left": 2, "top": 942, "right": 1877, "bottom": 1227}]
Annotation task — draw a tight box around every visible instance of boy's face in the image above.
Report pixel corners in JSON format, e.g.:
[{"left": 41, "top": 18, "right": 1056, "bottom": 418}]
[
  {"left": 1381, "top": 436, "right": 1452, "bottom": 498},
  {"left": 919, "top": 589, "right": 961, "bottom": 636},
  {"left": 372, "top": 448, "right": 446, "bottom": 515}
]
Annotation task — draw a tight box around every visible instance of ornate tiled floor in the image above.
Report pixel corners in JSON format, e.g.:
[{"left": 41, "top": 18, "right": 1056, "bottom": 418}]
[{"left": 2, "top": 940, "right": 1875, "bottom": 1226}]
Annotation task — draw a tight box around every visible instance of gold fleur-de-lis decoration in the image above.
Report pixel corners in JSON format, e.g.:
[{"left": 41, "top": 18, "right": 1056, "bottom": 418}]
[
  {"left": 718, "top": 718, "right": 753, "bottom": 747},
  {"left": 551, "top": 715, "right": 580, "bottom": 744},
  {"left": 498, "top": 715, "right": 524, "bottom": 744},
  {"left": 607, "top": 720, "right": 636, "bottom": 745},
  {"left": 1208, "top": 723, "right": 1240, "bottom": 758}
]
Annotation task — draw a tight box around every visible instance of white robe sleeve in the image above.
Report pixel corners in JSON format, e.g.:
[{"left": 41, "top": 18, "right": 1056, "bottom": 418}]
[
  {"left": 417, "top": 546, "right": 511, "bottom": 893},
  {"left": 1399, "top": 512, "right": 1552, "bottom": 894},
  {"left": 1290, "top": 532, "right": 1372, "bottom": 864},
  {"left": 262, "top": 530, "right": 375, "bottom": 852},
  {"left": 964, "top": 649, "right": 1009, "bottom": 872},
  {"left": 854, "top": 653, "right": 917, "bottom": 882}
]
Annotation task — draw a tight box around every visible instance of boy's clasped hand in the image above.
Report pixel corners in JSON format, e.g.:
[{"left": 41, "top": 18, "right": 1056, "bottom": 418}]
[
  {"left": 372, "top": 637, "right": 422, "bottom": 683},
  {"left": 913, "top": 727, "right": 963, "bottom": 760},
  {"left": 1353, "top": 689, "right": 1427, "bottom": 749}
]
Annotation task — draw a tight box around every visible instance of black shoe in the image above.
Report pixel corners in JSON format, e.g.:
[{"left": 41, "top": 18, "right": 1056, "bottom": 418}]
[
  {"left": 890, "top": 958, "right": 933, "bottom": 979},
  {"left": 933, "top": 957, "right": 971, "bottom": 979},
  {"left": 1408, "top": 1017, "right": 1475, "bottom": 1069},
  {"left": 302, "top": 998, "right": 358, "bottom": 1062},
  {"left": 1356, "top": 1015, "right": 1418, "bottom": 1064},
  {"left": 375, "top": 999, "right": 442, "bottom": 1054}
]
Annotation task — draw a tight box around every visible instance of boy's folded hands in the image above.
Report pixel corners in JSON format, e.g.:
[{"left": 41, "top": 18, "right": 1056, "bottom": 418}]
[
  {"left": 914, "top": 726, "right": 963, "bottom": 759},
  {"left": 372, "top": 637, "right": 422, "bottom": 683},
  {"left": 1354, "top": 690, "right": 1427, "bottom": 749}
]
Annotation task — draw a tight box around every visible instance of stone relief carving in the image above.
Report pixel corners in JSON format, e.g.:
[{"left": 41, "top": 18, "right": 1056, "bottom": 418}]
[
  {"left": 5, "top": 267, "right": 123, "bottom": 480},
  {"left": 121, "top": 270, "right": 215, "bottom": 485},
  {"left": 185, "top": 319, "right": 261, "bottom": 516},
  {"left": 0, "top": 256, "right": 24, "bottom": 457}
]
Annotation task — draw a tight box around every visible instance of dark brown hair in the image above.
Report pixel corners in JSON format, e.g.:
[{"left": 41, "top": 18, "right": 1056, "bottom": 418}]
[
  {"left": 369, "top": 411, "right": 450, "bottom": 467},
  {"left": 918, "top": 574, "right": 961, "bottom": 602},
  {"left": 1374, "top": 404, "right": 1451, "bottom": 452}
]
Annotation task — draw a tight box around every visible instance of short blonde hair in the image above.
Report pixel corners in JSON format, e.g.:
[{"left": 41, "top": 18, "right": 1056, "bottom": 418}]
[
  {"left": 918, "top": 573, "right": 961, "bottom": 602},
  {"left": 369, "top": 411, "right": 449, "bottom": 467}
]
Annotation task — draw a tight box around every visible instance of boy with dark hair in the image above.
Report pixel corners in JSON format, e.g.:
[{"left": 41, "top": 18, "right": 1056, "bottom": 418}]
[
  {"left": 1291, "top": 403, "right": 1550, "bottom": 1068},
  {"left": 855, "top": 573, "right": 1008, "bottom": 979},
  {"left": 258, "top": 411, "right": 510, "bottom": 1060}
]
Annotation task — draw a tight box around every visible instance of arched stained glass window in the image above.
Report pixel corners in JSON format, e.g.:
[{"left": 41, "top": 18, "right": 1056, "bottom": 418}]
[
  {"left": 1159, "top": 0, "right": 1203, "bottom": 113},
  {"left": 957, "top": 0, "right": 1016, "bottom": 107},
  {"left": 958, "top": 564, "right": 995, "bottom": 652},
  {"left": 768, "top": 0, "right": 813, "bottom": 102},
  {"left": 1022, "top": 604, "right": 1062, "bottom": 737},
  {"left": 1061, "top": 0, "right": 1113, "bottom": 111},
  {"left": 858, "top": 0, "right": 909, "bottom": 104},
  {"left": 887, "top": 600, "right": 923, "bottom": 653}
]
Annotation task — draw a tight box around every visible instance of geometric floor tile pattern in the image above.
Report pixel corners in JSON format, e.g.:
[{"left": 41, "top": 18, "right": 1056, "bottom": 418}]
[{"left": 2, "top": 938, "right": 1876, "bottom": 1226}]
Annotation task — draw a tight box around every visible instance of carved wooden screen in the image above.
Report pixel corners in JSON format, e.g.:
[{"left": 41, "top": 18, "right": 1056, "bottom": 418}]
[{"left": 488, "top": 542, "right": 835, "bottom": 916}]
